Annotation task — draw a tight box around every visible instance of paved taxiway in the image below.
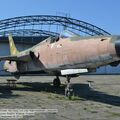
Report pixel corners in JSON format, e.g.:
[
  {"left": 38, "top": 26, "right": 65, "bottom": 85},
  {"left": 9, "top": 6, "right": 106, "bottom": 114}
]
[{"left": 0, "top": 75, "right": 120, "bottom": 120}]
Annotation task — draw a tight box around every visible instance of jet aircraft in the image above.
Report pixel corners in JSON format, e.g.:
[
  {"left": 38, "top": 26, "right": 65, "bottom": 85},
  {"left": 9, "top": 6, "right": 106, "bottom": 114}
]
[{"left": 0, "top": 30, "right": 120, "bottom": 98}]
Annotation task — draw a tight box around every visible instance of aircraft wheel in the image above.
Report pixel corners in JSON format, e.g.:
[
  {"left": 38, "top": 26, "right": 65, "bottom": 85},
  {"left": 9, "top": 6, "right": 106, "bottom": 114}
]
[{"left": 53, "top": 77, "right": 61, "bottom": 87}]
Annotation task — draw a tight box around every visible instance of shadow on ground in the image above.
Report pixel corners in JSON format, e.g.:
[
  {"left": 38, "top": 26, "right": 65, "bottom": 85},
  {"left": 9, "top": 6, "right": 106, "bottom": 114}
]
[
  {"left": 0, "top": 81, "right": 120, "bottom": 106},
  {"left": 0, "top": 83, "right": 20, "bottom": 98},
  {"left": 12, "top": 82, "right": 120, "bottom": 106}
]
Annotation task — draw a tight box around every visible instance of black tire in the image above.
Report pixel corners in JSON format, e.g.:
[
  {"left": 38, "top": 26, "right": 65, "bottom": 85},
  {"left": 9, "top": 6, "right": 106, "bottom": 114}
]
[{"left": 53, "top": 78, "right": 61, "bottom": 87}]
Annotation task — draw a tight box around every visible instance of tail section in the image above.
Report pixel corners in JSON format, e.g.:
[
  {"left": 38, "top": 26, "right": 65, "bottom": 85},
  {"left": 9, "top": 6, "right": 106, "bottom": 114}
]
[
  {"left": 3, "top": 34, "right": 19, "bottom": 73},
  {"left": 8, "top": 34, "right": 19, "bottom": 55}
]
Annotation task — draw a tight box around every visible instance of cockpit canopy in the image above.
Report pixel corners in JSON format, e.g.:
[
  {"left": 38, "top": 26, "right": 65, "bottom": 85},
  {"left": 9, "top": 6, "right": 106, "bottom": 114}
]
[
  {"left": 50, "top": 30, "right": 80, "bottom": 43},
  {"left": 60, "top": 30, "right": 80, "bottom": 38}
]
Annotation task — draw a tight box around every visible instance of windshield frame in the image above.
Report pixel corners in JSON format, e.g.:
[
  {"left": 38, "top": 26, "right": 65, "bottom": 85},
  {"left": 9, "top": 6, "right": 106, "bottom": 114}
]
[{"left": 60, "top": 30, "right": 79, "bottom": 38}]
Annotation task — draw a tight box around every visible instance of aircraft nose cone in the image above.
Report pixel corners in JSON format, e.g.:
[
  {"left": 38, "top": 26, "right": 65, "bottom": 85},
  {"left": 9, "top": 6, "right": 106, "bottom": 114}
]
[{"left": 115, "top": 40, "right": 120, "bottom": 57}]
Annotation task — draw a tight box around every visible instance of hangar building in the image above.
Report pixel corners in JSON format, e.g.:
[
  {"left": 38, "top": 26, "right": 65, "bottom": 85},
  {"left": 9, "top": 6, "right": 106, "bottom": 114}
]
[{"left": 0, "top": 15, "right": 119, "bottom": 75}]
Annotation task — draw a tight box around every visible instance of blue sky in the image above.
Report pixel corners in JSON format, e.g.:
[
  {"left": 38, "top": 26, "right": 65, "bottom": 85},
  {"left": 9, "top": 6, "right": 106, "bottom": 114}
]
[{"left": 0, "top": 0, "right": 120, "bottom": 34}]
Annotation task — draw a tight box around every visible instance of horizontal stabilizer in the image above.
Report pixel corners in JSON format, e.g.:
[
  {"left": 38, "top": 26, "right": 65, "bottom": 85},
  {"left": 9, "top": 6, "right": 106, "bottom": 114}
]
[{"left": 61, "top": 69, "right": 88, "bottom": 75}]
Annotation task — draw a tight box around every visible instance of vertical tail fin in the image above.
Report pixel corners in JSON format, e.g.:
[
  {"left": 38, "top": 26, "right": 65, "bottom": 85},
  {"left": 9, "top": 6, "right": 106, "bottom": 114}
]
[{"left": 8, "top": 34, "right": 19, "bottom": 55}]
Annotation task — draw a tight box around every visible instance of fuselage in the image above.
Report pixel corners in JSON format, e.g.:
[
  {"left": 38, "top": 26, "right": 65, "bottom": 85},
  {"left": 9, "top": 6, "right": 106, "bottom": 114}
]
[
  {"left": 31, "top": 36, "right": 119, "bottom": 69},
  {"left": 4, "top": 35, "right": 120, "bottom": 75}
]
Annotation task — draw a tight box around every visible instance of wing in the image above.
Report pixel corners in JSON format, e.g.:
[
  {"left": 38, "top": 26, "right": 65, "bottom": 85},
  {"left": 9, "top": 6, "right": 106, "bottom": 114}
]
[{"left": 0, "top": 55, "right": 30, "bottom": 62}]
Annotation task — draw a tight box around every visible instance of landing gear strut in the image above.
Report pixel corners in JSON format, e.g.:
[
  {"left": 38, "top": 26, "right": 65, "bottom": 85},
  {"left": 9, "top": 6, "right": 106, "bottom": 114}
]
[
  {"left": 53, "top": 76, "right": 61, "bottom": 87},
  {"left": 65, "top": 76, "right": 73, "bottom": 99}
]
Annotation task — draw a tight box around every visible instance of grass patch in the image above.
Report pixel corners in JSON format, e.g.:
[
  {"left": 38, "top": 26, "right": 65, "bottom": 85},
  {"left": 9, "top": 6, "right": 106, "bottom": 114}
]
[
  {"left": 83, "top": 107, "right": 88, "bottom": 110},
  {"left": 16, "top": 84, "right": 31, "bottom": 88},
  {"left": 108, "top": 112, "right": 120, "bottom": 117},
  {"left": 90, "top": 110, "right": 98, "bottom": 113},
  {"left": 46, "top": 92, "right": 85, "bottom": 101},
  {"left": 83, "top": 107, "right": 98, "bottom": 113},
  {"left": 106, "top": 105, "right": 112, "bottom": 108},
  {"left": 47, "top": 93, "right": 65, "bottom": 100}
]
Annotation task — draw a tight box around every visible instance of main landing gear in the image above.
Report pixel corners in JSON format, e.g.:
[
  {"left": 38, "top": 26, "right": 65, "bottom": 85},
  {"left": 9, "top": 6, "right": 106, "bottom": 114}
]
[
  {"left": 53, "top": 76, "right": 73, "bottom": 99},
  {"left": 65, "top": 76, "right": 73, "bottom": 99}
]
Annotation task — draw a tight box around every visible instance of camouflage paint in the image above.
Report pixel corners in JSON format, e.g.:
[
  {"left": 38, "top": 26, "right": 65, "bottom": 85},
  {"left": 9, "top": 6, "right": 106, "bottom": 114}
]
[{"left": 2, "top": 34, "right": 120, "bottom": 75}]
